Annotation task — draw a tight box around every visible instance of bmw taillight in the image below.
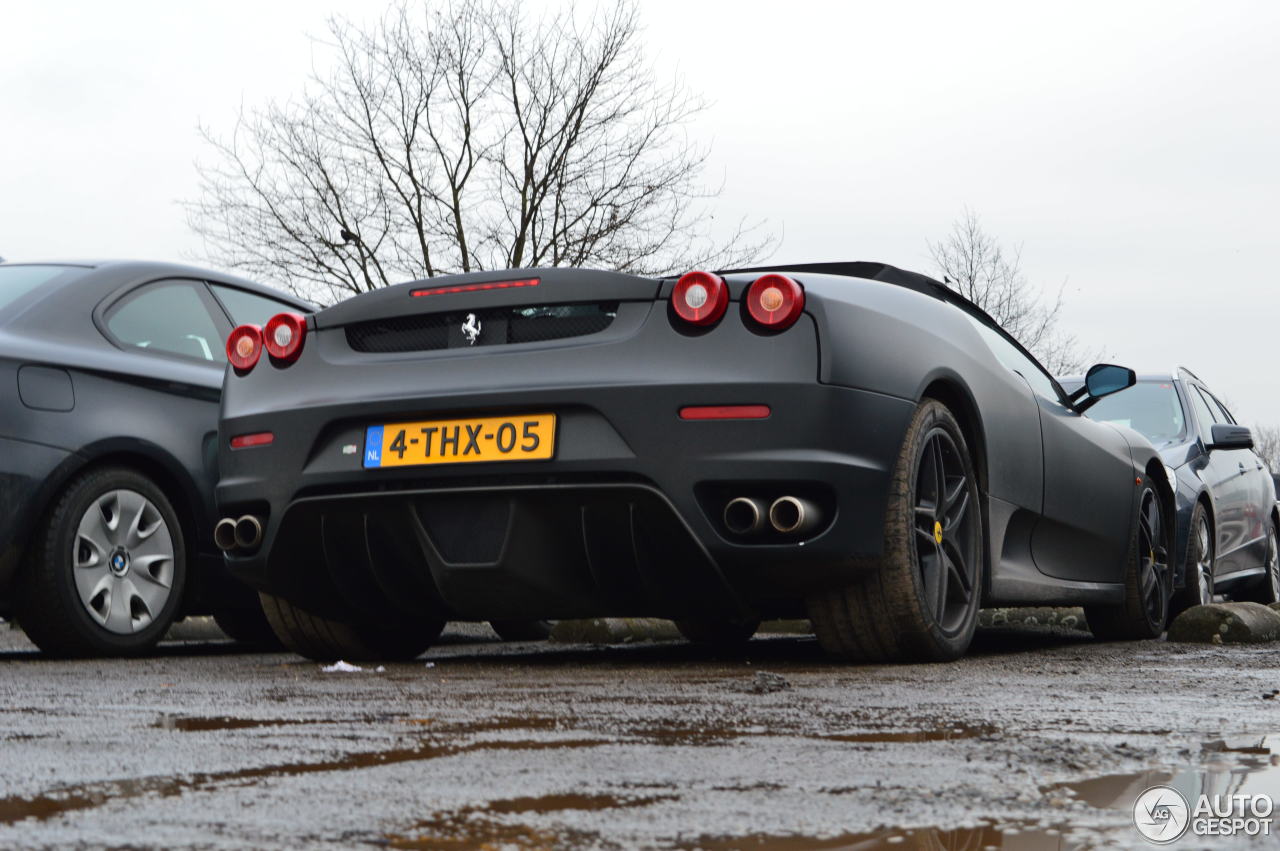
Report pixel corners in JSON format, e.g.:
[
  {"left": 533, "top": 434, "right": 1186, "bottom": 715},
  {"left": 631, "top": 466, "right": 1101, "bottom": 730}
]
[
  {"left": 745, "top": 274, "right": 804, "bottom": 330},
  {"left": 264, "top": 312, "right": 307, "bottom": 363},
  {"left": 226, "top": 324, "right": 263, "bottom": 372},
  {"left": 672, "top": 270, "right": 729, "bottom": 326}
]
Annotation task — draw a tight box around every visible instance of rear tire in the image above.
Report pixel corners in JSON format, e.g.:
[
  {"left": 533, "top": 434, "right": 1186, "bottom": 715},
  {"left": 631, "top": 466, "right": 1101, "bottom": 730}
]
[
  {"left": 489, "top": 620, "right": 555, "bottom": 642},
  {"left": 674, "top": 618, "right": 760, "bottom": 645},
  {"left": 14, "top": 467, "right": 186, "bottom": 658},
  {"left": 806, "top": 399, "right": 984, "bottom": 663},
  {"left": 259, "top": 592, "right": 444, "bottom": 662},
  {"left": 1170, "top": 501, "right": 1214, "bottom": 618},
  {"left": 1085, "top": 484, "right": 1171, "bottom": 640},
  {"left": 1241, "top": 523, "right": 1280, "bottom": 605}
]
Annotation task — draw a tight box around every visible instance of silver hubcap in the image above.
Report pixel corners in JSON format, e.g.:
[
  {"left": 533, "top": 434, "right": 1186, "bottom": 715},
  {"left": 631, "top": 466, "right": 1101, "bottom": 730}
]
[
  {"left": 73, "top": 490, "right": 174, "bottom": 634},
  {"left": 1195, "top": 516, "right": 1213, "bottom": 604}
]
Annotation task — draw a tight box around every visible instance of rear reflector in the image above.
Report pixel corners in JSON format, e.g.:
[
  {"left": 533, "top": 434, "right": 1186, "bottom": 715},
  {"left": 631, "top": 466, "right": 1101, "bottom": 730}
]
[
  {"left": 745, "top": 273, "right": 805, "bottom": 330},
  {"left": 679, "top": 405, "right": 771, "bottom": 420},
  {"left": 226, "top": 324, "right": 263, "bottom": 372},
  {"left": 229, "top": 432, "right": 275, "bottom": 449},
  {"left": 410, "top": 278, "right": 540, "bottom": 298}
]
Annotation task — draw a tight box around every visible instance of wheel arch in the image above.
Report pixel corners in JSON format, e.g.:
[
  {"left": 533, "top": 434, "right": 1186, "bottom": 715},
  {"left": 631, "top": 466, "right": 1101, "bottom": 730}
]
[
  {"left": 1143, "top": 459, "right": 1178, "bottom": 566},
  {"left": 17, "top": 440, "right": 206, "bottom": 607},
  {"left": 918, "top": 375, "right": 991, "bottom": 596},
  {"left": 918, "top": 375, "right": 988, "bottom": 496}
]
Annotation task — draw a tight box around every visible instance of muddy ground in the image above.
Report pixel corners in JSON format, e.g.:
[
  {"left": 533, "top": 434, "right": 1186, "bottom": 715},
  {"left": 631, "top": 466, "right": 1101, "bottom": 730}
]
[{"left": 0, "top": 617, "right": 1278, "bottom": 849}]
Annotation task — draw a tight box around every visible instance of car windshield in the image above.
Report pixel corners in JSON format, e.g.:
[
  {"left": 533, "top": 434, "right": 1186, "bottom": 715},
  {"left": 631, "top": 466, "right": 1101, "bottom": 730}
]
[
  {"left": 0, "top": 265, "right": 89, "bottom": 312},
  {"left": 1086, "top": 380, "right": 1186, "bottom": 445}
]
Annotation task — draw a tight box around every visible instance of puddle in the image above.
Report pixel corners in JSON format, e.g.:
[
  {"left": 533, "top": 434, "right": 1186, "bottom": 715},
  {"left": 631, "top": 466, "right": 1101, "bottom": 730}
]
[
  {"left": 0, "top": 736, "right": 610, "bottom": 826},
  {"left": 824, "top": 724, "right": 996, "bottom": 744},
  {"left": 150, "top": 713, "right": 563, "bottom": 735},
  {"left": 387, "top": 793, "right": 674, "bottom": 849},
  {"left": 635, "top": 722, "right": 748, "bottom": 745},
  {"left": 1053, "top": 732, "right": 1280, "bottom": 810},
  {"left": 488, "top": 792, "right": 675, "bottom": 815},
  {"left": 630, "top": 720, "right": 996, "bottom": 747},
  {"left": 681, "top": 822, "right": 1096, "bottom": 850},
  {"left": 153, "top": 715, "right": 321, "bottom": 732}
]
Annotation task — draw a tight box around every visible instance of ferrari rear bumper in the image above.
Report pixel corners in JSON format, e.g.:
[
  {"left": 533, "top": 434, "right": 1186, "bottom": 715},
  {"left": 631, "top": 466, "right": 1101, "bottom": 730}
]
[{"left": 217, "top": 381, "right": 916, "bottom": 620}]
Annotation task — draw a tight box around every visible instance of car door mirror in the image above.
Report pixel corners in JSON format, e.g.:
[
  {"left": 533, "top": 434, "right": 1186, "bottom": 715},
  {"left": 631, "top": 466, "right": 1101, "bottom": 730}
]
[
  {"left": 1209, "top": 423, "right": 1254, "bottom": 450},
  {"left": 1073, "top": 363, "right": 1136, "bottom": 412}
]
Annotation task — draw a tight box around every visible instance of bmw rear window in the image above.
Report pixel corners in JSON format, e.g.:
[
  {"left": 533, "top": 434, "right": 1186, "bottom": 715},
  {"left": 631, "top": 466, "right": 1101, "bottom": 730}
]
[{"left": 0, "top": 265, "right": 90, "bottom": 311}]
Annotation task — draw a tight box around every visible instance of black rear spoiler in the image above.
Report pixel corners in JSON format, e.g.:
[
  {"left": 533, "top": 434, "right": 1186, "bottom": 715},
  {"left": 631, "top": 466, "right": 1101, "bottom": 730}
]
[{"left": 717, "top": 261, "right": 948, "bottom": 299}]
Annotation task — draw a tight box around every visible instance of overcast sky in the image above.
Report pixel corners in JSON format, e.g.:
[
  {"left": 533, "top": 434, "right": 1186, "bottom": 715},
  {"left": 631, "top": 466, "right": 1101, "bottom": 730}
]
[{"left": 3, "top": 1, "right": 1278, "bottom": 422}]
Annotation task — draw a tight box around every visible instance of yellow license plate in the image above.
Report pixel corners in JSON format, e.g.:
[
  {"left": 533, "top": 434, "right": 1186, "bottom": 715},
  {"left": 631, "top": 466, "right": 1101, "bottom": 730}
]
[{"left": 363, "top": 414, "right": 555, "bottom": 468}]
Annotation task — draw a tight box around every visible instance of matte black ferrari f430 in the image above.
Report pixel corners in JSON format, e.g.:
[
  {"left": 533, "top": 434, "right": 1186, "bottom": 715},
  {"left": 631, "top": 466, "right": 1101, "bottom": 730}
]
[{"left": 217, "top": 262, "right": 1174, "bottom": 662}]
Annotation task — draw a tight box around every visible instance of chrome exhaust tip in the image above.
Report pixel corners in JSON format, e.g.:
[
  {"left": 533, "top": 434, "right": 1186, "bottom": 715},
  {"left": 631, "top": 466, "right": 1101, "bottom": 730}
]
[
  {"left": 769, "top": 496, "right": 820, "bottom": 535},
  {"left": 213, "top": 518, "right": 238, "bottom": 551},
  {"left": 724, "top": 497, "right": 768, "bottom": 535},
  {"left": 233, "top": 515, "right": 264, "bottom": 550}
]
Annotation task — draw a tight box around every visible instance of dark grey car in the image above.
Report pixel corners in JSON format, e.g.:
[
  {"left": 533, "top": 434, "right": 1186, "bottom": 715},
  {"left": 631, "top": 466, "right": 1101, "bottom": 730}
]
[
  {"left": 0, "top": 261, "right": 309, "bottom": 656},
  {"left": 1070, "top": 368, "right": 1280, "bottom": 612}
]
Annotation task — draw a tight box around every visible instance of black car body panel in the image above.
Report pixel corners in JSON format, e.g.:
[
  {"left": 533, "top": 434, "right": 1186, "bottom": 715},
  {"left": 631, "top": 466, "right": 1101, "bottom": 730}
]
[
  {"left": 0, "top": 261, "right": 309, "bottom": 615},
  {"left": 217, "top": 262, "right": 1169, "bottom": 624}
]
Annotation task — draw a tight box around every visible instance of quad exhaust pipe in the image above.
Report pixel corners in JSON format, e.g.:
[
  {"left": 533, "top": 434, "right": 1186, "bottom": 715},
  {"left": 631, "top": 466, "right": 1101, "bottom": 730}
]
[
  {"left": 215, "top": 515, "right": 264, "bottom": 552},
  {"left": 723, "top": 497, "right": 768, "bottom": 535},
  {"left": 768, "top": 496, "right": 820, "bottom": 535},
  {"left": 723, "top": 495, "right": 823, "bottom": 537}
]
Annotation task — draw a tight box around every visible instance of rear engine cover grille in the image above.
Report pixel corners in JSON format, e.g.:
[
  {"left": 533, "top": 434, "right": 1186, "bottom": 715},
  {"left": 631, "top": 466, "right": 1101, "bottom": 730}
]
[{"left": 345, "top": 302, "right": 619, "bottom": 353}]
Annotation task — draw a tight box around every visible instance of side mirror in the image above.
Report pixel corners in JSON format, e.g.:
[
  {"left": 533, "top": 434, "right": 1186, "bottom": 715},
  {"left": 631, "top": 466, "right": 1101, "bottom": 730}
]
[
  {"left": 1209, "top": 423, "right": 1254, "bottom": 450},
  {"left": 1073, "top": 363, "right": 1136, "bottom": 412}
]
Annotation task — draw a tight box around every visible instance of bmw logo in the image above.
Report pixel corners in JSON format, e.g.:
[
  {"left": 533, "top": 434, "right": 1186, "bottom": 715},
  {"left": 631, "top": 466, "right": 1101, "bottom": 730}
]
[{"left": 109, "top": 549, "right": 130, "bottom": 576}]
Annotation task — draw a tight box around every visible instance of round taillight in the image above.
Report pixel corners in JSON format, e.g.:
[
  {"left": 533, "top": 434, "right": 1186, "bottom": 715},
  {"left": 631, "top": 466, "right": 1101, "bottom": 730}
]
[
  {"left": 672, "top": 270, "right": 729, "bottom": 326},
  {"left": 745, "top": 274, "right": 805, "bottom": 330},
  {"left": 226, "top": 325, "right": 263, "bottom": 372},
  {"left": 263, "top": 312, "right": 307, "bottom": 363}
]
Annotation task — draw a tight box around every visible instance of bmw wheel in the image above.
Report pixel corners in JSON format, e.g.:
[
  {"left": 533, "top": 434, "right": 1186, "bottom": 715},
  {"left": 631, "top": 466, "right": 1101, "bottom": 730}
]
[
  {"left": 1170, "top": 502, "right": 1214, "bottom": 617},
  {"left": 807, "top": 398, "right": 983, "bottom": 663},
  {"left": 1085, "top": 482, "right": 1170, "bottom": 640},
  {"left": 14, "top": 467, "right": 186, "bottom": 657}
]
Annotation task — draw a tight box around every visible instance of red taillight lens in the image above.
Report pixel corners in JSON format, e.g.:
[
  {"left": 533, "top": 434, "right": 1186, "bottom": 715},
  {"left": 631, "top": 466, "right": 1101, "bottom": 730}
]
[
  {"left": 226, "top": 325, "right": 263, "bottom": 372},
  {"left": 230, "top": 432, "right": 275, "bottom": 449},
  {"left": 745, "top": 274, "right": 805, "bottom": 330},
  {"left": 264, "top": 313, "right": 307, "bottom": 363},
  {"left": 672, "top": 270, "right": 729, "bottom": 326}
]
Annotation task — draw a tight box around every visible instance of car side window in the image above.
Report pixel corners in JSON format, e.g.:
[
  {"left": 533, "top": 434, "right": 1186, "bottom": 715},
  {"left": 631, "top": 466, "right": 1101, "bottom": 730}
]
[
  {"left": 105, "top": 280, "right": 226, "bottom": 363},
  {"left": 1187, "top": 386, "right": 1221, "bottom": 436},
  {"left": 1202, "top": 389, "right": 1237, "bottom": 425},
  {"left": 210, "top": 284, "right": 301, "bottom": 328},
  {"left": 962, "top": 314, "right": 1062, "bottom": 403}
]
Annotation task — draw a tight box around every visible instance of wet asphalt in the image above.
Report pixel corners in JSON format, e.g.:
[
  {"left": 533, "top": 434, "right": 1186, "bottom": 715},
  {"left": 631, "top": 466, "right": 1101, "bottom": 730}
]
[{"left": 0, "top": 618, "right": 1278, "bottom": 849}]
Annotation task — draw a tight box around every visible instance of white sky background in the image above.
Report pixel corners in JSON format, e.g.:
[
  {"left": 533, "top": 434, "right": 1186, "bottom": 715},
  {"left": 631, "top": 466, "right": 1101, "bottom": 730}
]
[{"left": 2, "top": 0, "right": 1278, "bottom": 422}]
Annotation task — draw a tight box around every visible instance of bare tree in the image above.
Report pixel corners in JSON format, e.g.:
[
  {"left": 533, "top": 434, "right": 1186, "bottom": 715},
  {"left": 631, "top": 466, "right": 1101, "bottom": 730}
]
[
  {"left": 187, "top": 0, "right": 769, "bottom": 304},
  {"left": 928, "top": 209, "right": 1093, "bottom": 375},
  {"left": 1253, "top": 424, "right": 1280, "bottom": 473}
]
